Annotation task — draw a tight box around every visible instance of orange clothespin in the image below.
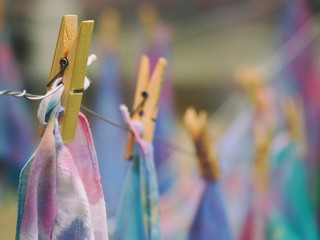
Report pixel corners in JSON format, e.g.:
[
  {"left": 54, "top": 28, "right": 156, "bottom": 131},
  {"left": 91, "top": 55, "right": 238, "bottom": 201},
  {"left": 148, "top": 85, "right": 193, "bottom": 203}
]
[
  {"left": 38, "top": 15, "right": 94, "bottom": 143},
  {"left": 184, "top": 107, "right": 220, "bottom": 181},
  {"left": 125, "top": 55, "right": 167, "bottom": 159}
]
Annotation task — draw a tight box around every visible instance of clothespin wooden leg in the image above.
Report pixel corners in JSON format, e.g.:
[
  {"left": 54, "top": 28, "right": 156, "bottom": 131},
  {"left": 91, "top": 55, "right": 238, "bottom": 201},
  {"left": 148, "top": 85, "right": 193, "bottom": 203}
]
[
  {"left": 126, "top": 55, "right": 150, "bottom": 159},
  {"left": 38, "top": 15, "right": 78, "bottom": 137},
  {"left": 38, "top": 15, "right": 94, "bottom": 143},
  {"left": 59, "top": 20, "right": 94, "bottom": 143},
  {"left": 184, "top": 107, "right": 220, "bottom": 181},
  {"left": 125, "top": 56, "right": 167, "bottom": 159}
]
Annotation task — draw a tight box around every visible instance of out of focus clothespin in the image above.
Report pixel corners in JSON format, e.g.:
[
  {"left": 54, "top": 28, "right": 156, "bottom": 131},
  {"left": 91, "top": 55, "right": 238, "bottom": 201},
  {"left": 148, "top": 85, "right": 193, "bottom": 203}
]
[
  {"left": 125, "top": 55, "right": 167, "bottom": 159},
  {"left": 38, "top": 15, "right": 94, "bottom": 143},
  {"left": 184, "top": 107, "right": 220, "bottom": 181},
  {"left": 235, "top": 66, "right": 275, "bottom": 191},
  {"left": 283, "top": 97, "right": 307, "bottom": 158},
  {"left": 138, "top": 2, "right": 159, "bottom": 45},
  {"left": 253, "top": 119, "right": 272, "bottom": 192},
  {"left": 98, "top": 7, "right": 120, "bottom": 52},
  {"left": 234, "top": 66, "right": 267, "bottom": 112}
]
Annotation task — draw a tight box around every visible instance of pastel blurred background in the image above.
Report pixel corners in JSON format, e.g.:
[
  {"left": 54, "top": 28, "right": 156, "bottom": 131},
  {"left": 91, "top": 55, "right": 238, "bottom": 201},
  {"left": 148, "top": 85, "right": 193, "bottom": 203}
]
[{"left": 1, "top": 0, "right": 320, "bottom": 239}]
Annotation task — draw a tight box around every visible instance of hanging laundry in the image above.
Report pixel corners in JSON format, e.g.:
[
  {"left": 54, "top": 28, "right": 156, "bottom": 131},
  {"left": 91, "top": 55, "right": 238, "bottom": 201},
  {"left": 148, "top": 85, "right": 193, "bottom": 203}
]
[
  {"left": 189, "top": 181, "right": 232, "bottom": 240},
  {"left": 15, "top": 81, "right": 108, "bottom": 239},
  {"left": 0, "top": 30, "right": 35, "bottom": 181},
  {"left": 184, "top": 107, "right": 232, "bottom": 240},
  {"left": 217, "top": 108, "right": 255, "bottom": 239},
  {"left": 92, "top": 8, "right": 128, "bottom": 218},
  {"left": 266, "top": 106, "right": 305, "bottom": 240},
  {"left": 113, "top": 106, "right": 161, "bottom": 240},
  {"left": 266, "top": 213, "right": 300, "bottom": 240},
  {"left": 268, "top": 140, "right": 319, "bottom": 240},
  {"left": 277, "top": 0, "right": 320, "bottom": 213}
]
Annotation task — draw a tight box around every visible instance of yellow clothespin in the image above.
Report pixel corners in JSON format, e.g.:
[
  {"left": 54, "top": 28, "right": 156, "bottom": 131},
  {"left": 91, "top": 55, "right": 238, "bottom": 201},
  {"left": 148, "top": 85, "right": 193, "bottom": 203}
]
[
  {"left": 98, "top": 7, "right": 120, "bottom": 52},
  {"left": 235, "top": 66, "right": 274, "bottom": 191},
  {"left": 138, "top": 2, "right": 158, "bottom": 45},
  {"left": 282, "top": 97, "right": 307, "bottom": 158},
  {"left": 234, "top": 66, "right": 266, "bottom": 111},
  {"left": 38, "top": 15, "right": 94, "bottom": 143},
  {"left": 253, "top": 115, "right": 272, "bottom": 192},
  {"left": 184, "top": 107, "right": 220, "bottom": 181},
  {"left": 125, "top": 55, "right": 167, "bottom": 159}
]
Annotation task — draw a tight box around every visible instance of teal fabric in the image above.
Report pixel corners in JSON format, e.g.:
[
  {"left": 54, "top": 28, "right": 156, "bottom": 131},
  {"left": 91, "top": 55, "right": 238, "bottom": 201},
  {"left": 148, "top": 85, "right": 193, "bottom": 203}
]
[
  {"left": 113, "top": 142, "right": 161, "bottom": 240},
  {"left": 270, "top": 142, "right": 319, "bottom": 240},
  {"left": 267, "top": 213, "right": 300, "bottom": 240}
]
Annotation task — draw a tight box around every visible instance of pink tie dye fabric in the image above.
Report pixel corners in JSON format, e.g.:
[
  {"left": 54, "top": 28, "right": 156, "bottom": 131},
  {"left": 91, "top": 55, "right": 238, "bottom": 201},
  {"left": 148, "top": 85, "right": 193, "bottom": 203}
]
[{"left": 15, "top": 103, "right": 108, "bottom": 240}]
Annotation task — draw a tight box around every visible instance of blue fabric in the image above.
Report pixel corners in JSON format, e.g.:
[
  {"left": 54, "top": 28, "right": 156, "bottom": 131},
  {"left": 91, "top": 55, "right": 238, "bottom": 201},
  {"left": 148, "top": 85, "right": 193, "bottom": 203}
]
[
  {"left": 0, "top": 34, "right": 34, "bottom": 178},
  {"left": 189, "top": 181, "right": 233, "bottom": 240},
  {"left": 113, "top": 142, "right": 161, "bottom": 240},
  {"left": 143, "top": 23, "right": 176, "bottom": 194},
  {"left": 92, "top": 55, "right": 128, "bottom": 217}
]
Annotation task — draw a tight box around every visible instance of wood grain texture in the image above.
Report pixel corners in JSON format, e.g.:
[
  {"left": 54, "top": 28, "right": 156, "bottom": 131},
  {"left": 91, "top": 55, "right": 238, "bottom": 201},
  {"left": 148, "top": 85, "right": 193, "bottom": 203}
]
[
  {"left": 38, "top": 16, "right": 94, "bottom": 143},
  {"left": 38, "top": 15, "right": 77, "bottom": 137},
  {"left": 125, "top": 56, "right": 167, "bottom": 159},
  {"left": 184, "top": 106, "right": 220, "bottom": 181},
  {"left": 59, "top": 20, "right": 94, "bottom": 143}
]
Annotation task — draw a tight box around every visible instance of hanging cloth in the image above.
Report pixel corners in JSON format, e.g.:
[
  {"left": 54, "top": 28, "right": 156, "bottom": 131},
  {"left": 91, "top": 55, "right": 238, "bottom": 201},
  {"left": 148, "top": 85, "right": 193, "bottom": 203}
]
[
  {"left": 113, "top": 106, "right": 161, "bottom": 240},
  {"left": 15, "top": 81, "right": 108, "bottom": 240},
  {"left": 188, "top": 180, "right": 233, "bottom": 240},
  {"left": 269, "top": 141, "right": 319, "bottom": 240},
  {"left": 0, "top": 34, "right": 34, "bottom": 175},
  {"left": 92, "top": 53, "right": 128, "bottom": 218}
]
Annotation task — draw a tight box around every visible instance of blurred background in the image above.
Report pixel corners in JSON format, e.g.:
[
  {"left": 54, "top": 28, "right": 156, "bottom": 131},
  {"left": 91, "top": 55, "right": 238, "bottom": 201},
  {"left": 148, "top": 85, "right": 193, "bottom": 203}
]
[{"left": 1, "top": 0, "right": 320, "bottom": 239}]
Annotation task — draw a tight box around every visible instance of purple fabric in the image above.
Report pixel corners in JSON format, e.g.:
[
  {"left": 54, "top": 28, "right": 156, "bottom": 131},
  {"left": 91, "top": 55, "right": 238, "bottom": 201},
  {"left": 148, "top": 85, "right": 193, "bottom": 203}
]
[{"left": 189, "top": 181, "right": 232, "bottom": 240}]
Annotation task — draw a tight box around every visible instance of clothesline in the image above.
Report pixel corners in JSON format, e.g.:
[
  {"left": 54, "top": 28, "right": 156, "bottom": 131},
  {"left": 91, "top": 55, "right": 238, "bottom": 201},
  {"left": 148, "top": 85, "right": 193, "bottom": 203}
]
[{"left": 1, "top": 9, "right": 317, "bottom": 175}]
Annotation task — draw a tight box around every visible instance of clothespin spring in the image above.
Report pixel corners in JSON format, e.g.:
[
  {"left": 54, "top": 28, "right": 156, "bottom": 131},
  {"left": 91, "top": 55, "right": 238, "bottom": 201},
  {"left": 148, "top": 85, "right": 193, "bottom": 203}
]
[
  {"left": 130, "top": 91, "right": 149, "bottom": 117},
  {"left": 47, "top": 58, "right": 69, "bottom": 87}
]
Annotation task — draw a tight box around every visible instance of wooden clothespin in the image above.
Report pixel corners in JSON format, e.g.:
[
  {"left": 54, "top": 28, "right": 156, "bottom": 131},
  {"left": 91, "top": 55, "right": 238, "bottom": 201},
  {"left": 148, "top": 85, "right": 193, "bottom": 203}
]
[
  {"left": 184, "top": 107, "right": 220, "bottom": 181},
  {"left": 282, "top": 97, "right": 307, "bottom": 158},
  {"left": 253, "top": 115, "right": 272, "bottom": 192},
  {"left": 99, "top": 7, "right": 120, "bottom": 52},
  {"left": 283, "top": 98, "right": 305, "bottom": 141},
  {"left": 234, "top": 66, "right": 267, "bottom": 111},
  {"left": 38, "top": 15, "right": 94, "bottom": 143},
  {"left": 235, "top": 66, "right": 274, "bottom": 191},
  {"left": 138, "top": 2, "right": 158, "bottom": 44},
  {"left": 125, "top": 55, "right": 167, "bottom": 159}
]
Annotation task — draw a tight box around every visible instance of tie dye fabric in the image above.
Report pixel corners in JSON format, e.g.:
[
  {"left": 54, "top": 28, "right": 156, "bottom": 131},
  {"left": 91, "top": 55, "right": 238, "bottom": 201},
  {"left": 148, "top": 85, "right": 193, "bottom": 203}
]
[
  {"left": 113, "top": 139, "right": 161, "bottom": 240},
  {"left": 15, "top": 92, "right": 108, "bottom": 239}
]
